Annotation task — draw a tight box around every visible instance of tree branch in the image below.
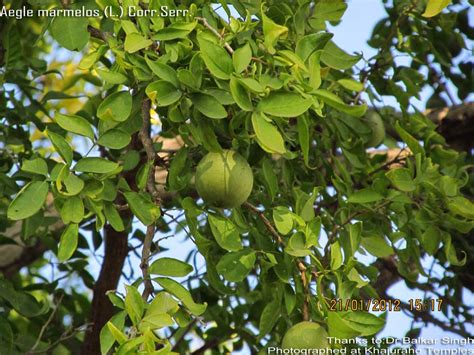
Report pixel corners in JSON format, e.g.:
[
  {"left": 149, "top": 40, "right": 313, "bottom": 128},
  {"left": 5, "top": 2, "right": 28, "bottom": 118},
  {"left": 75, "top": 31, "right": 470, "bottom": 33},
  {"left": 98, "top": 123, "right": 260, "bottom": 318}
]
[
  {"left": 243, "top": 202, "right": 283, "bottom": 245},
  {"left": 138, "top": 99, "right": 158, "bottom": 301},
  {"left": 87, "top": 25, "right": 108, "bottom": 42},
  {"left": 0, "top": 242, "right": 48, "bottom": 278}
]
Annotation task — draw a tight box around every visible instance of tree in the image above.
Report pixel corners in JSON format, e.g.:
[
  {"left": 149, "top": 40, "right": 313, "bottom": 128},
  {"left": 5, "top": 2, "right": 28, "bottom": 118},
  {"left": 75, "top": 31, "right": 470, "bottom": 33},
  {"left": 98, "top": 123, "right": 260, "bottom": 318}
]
[{"left": 0, "top": 0, "right": 472, "bottom": 353}]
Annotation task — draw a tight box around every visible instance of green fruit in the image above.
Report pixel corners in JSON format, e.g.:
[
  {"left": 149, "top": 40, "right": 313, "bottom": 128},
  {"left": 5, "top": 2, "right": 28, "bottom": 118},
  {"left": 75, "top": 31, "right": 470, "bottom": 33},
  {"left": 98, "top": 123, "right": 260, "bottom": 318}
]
[
  {"left": 281, "top": 321, "right": 329, "bottom": 350},
  {"left": 365, "top": 111, "right": 385, "bottom": 147},
  {"left": 195, "top": 150, "right": 253, "bottom": 209}
]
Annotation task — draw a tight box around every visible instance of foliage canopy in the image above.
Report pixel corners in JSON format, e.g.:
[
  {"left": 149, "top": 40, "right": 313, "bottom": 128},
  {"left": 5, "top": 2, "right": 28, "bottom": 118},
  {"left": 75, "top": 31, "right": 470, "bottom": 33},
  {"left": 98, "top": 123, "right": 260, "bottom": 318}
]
[{"left": 0, "top": 0, "right": 473, "bottom": 354}]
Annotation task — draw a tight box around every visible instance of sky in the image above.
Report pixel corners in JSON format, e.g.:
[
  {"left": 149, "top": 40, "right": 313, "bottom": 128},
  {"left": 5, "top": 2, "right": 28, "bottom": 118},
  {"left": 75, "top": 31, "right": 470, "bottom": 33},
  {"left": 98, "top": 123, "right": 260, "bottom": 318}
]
[{"left": 38, "top": 0, "right": 473, "bottom": 351}]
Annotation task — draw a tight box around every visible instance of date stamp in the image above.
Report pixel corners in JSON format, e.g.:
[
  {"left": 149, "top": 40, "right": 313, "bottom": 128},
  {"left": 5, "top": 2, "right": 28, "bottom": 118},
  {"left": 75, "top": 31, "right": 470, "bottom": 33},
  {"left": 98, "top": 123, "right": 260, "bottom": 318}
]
[{"left": 328, "top": 298, "right": 443, "bottom": 312}]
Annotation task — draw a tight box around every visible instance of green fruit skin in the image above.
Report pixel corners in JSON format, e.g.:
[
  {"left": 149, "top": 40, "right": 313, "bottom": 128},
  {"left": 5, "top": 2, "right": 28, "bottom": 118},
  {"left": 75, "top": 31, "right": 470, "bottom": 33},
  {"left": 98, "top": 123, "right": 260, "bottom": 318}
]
[
  {"left": 195, "top": 150, "right": 253, "bottom": 209},
  {"left": 366, "top": 111, "right": 385, "bottom": 147},
  {"left": 281, "top": 321, "right": 329, "bottom": 350}
]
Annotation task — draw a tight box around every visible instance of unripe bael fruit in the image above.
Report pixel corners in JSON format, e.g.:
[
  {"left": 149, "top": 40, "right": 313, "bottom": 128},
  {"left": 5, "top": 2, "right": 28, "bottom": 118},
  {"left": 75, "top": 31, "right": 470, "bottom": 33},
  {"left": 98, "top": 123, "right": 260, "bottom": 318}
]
[
  {"left": 281, "top": 321, "right": 329, "bottom": 350},
  {"left": 365, "top": 111, "right": 385, "bottom": 147},
  {"left": 195, "top": 150, "right": 253, "bottom": 209}
]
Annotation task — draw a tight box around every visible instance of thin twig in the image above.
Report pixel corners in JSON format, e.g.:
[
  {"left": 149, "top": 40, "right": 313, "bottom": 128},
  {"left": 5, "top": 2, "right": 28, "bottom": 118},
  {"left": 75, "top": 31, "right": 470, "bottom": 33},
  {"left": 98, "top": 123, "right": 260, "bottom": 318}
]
[
  {"left": 29, "top": 294, "right": 64, "bottom": 352},
  {"left": 243, "top": 202, "right": 283, "bottom": 245},
  {"left": 369, "top": 147, "right": 408, "bottom": 176},
  {"left": 195, "top": 17, "right": 234, "bottom": 54},
  {"left": 172, "top": 318, "right": 198, "bottom": 351},
  {"left": 425, "top": 55, "right": 457, "bottom": 106},
  {"left": 26, "top": 324, "right": 91, "bottom": 355}
]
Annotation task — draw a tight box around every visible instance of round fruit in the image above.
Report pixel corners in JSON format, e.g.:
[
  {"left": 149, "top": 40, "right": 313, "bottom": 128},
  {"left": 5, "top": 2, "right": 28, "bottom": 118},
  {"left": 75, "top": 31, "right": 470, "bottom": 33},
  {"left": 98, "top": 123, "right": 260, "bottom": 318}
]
[
  {"left": 365, "top": 111, "right": 385, "bottom": 147},
  {"left": 195, "top": 150, "right": 253, "bottom": 209},
  {"left": 281, "top": 321, "right": 329, "bottom": 350}
]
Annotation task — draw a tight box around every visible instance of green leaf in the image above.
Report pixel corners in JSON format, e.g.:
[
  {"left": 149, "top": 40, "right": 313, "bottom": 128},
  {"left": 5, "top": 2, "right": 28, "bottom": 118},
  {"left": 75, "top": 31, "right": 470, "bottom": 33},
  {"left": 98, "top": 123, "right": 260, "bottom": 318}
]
[
  {"left": 97, "top": 91, "right": 133, "bottom": 122},
  {"left": 229, "top": 76, "right": 253, "bottom": 111},
  {"left": 96, "top": 69, "right": 129, "bottom": 85},
  {"left": 258, "top": 298, "right": 280, "bottom": 337},
  {"left": 348, "top": 188, "right": 383, "bottom": 204},
  {"left": 252, "top": 112, "right": 286, "bottom": 154},
  {"left": 60, "top": 196, "right": 84, "bottom": 224},
  {"left": 106, "top": 321, "right": 127, "bottom": 345},
  {"left": 139, "top": 313, "right": 174, "bottom": 331},
  {"left": 104, "top": 202, "right": 125, "bottom": 232},
  {"left": 313, "top": 89, "right": 367, "bottom": 117},
  {"left": 312, "top": 0, "right": 348, "bottom": 22},
  {"left": 330, "top": 241, "right": 343, "bottom": 270},
  {"left": 297, "top": 115, "right": 310, "bottom": 167},
  {"left": 0, "top": 280, "right": 45, "bottom": 318},
  {"left": 57, "top": 224, "right": 79, "bottom": 262},
  {"left": 238, "top": 78, "right": 265, "bottom": 93},
  {"left": 152, "top": 21, "right": 196, "bottom": 41},
  {"left": 286, "top": 232, "right": 311, "bottom": 257},
  {"left": 77, "top": 45, "right": 107, "bottom": 70},
  {"left": 299, "top": 188, "right": 319, "bottom": 222},
  {"left": 147, "top": 292, "right": 179, "bottom": 316},
  {"left": 21, "top": 158, "right": 48, "bottom": 176},
  {"left": 340, "top": 311, "right": 385, "bottom": 336},
  {"left": 386, "top": 168, "right": 416, "bottom": 192},
  {"left": 55, "top": 113, "right": 94, "bottom": 140},
  {"left": 74, "top": 157, "right": 119, "bottom": 174},
  {"left": 0, "top": 317, "right": 13, "bottom": 353},
  {"left": 191, "top": 93, "right": 227, "bottom": 119},
  {"left": 233, "top": 43, "right": 252, "bottom": 73},
  {"left": 321, "top": 41, "right": 361, "bottom": 70},
  {"left": 167, "top": 147, "right": 191, "bottom": 191},
  {"left": 208, "top": 214, "right": 242, "bottom": 251},
  {"left": 50, "top": 17, "right": 89, "bottom": 51},
  {"left": 124, "top": 32, "right": 153, "bottom": 53},
  {"left": 273, "top": 207, "right": 294, "bottom": 235},
  {"left": 58, "top": 171, "right": 84, "bottom": 196},
  {"left": 327, "top": 312, "right": 360, "bottom": 338},
  {"left": 197, "top": 34, "right": 233, "bottom": 80},
  {"left": 338, "top": 78, "right": 364, "bottom": 92},
  {"left": 305, "top": 217, "right": 321, "bottom": 248},
  {"left": 8, "top": 181, "right": 49, "bottom": 220},
  {"left": 422, "top": 0, "right": 451, "bottom": 17},
  {"left": 362, "top": 236, "right": 394, "bottom": 258},
  {"left": 206, "top": 88, "right": 234, "bottom": 105},
  {"left": 439, "top": 176, "right": 458, "bottom": 197},
  {"left": 347, "top": 222, "right": 362, "bottom": 255},
  {"left": 258, "top": 92, "right": 312, "bottom": 117},
  {"left": 146, "top": 81, "right": 182, "bottom": 107},
  {"left": 100, "top": 311, "right": 127, "bottom": 355},
  {"left": 145, "top": 57, "right": 179, "bottom": 87},
  {"left": 98, "top": 129, "right": 131, "bottom": 150},
  {"left": 262, "top": 159, "right": 278, "bottom": 200},
  {"left": 284, "top": 285, "right": 296, "bottom": 315},
  {"left": 447, "top": 196, "right": 474, "bottom": 219},
  {"left": 262, "top": 13, "right": 288, "bottom": 54},
  {"left": 123, "top": 192, "right": 160, "bottom": 226},
  {"left": 295, "top": 33, "right": 333, "bottom": 62},
  {"left": 149, "top": 258, "right": 194, "bottom": 277},
  {"left": 47, "top": 130, "right": 73, "bottom": 165},
  {"left": 154, "top": 278, "right": 207, "bottom": 316},
  {"left": 216, "top": 249, "right": 256, "bottom": 282},
  {"left": 443, "top": 234, "right": 466, "bottom": 266},
  {"left": 125, "top": 285, "right": 145, "bottom": 326},
  {"left": 395, "top": 122, "right": 423, "bottom": 155}
]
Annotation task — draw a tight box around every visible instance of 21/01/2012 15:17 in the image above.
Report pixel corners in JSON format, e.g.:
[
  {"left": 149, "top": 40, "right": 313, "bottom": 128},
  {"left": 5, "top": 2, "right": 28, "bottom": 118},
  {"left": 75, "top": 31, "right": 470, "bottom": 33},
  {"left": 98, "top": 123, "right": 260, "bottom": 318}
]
[{"left": 327, "top": 298, "right": 443, "bottom": 312}]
